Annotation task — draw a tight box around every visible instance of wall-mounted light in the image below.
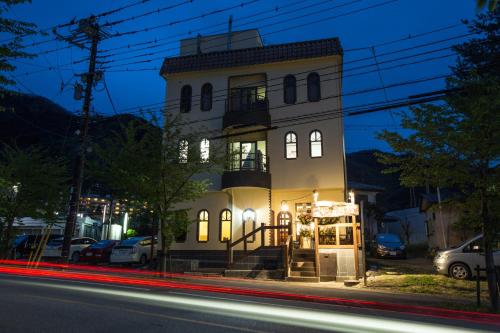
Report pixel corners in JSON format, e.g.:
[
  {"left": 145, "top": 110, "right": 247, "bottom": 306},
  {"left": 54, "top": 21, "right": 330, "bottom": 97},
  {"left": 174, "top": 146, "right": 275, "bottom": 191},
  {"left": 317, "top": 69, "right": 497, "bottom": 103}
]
[
  {"left": 280, "top": 200, "right": 289, "bottom": 212},
  {"left": 243, "top": 209, "right": 256, "bottom": 221},
  {"left": 313, "top": 190, "right": 319, "bottom": 202},
  {"left": 349, "top": 190, "right": 355, "bottom": 204}
]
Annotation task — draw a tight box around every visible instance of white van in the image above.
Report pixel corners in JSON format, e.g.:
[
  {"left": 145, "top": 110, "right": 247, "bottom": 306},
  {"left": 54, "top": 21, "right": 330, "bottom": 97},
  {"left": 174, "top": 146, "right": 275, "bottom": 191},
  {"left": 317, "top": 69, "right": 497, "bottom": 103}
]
[{"left": 433, "top": 234, "right": 500, "bottom": 279}]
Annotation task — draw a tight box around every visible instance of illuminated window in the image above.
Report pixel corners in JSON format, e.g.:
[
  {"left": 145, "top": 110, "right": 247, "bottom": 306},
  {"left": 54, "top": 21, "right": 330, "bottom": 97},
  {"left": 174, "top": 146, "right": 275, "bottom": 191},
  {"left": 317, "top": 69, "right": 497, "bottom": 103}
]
[
  {"left": 307, "top": 72, "right": 321, "bottom": 102},
  {"left": 309, "top": 130, "right": 323, "bottom": 158},
  {"left": 200, "top": 83, "right": 212, "bottom": 111},
  {"left": 283, "top": 75, "right": 296, "bottom": 104},
  {"left": 200, "top": 138, "right": 209, "bottom": 162},
  {"left": 180, "top": 85, "right": 192, "bottom": 113},
  {"left": 197, "top": 210, "right": 209, "bottom": 242},
  {"left": 219, "top": 209, "right": 232, "bottom": 242},
  {"left": 285, "top": 132, "right": 297, "bottom": 159},
  {"left": 242, "top": 209, "right": 256, "bottom": 242},
  {"left": 179, "top": 139, "right": 188, "bottom": 163}
]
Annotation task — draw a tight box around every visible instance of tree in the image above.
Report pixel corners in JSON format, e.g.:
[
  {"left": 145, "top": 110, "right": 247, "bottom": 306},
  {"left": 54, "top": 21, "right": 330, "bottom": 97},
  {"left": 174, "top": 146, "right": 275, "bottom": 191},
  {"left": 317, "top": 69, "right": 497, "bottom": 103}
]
[
  {"left": 399, "top": 217, "right": 412, "bottom": 245},
  {"left": 0, "top": 145, "right": 68, "bottom": 258},
  {"left": 377, "top": 9, "right": 500, "bottom": 310},
  {"left": 92, "top": 113, "right": 222, "bottom": 272},
  {"left": 0, "top": 0, "right": 37, "bottom": 89},
  {"left": 477, "top": 0, "right": 498, "bottom": 11}
]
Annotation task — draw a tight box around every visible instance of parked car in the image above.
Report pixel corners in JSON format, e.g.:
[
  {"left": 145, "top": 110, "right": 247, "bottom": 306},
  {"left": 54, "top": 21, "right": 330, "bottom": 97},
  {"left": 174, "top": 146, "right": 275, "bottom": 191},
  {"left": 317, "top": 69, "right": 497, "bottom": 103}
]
[
  {"left": 11, "top": 234, "right": 64, "bottom": 259},
  {"left": 80, "top": 240, "right": 118, "bottom": 264},
  {"left": 110, "top": 236, "right": 157, "bottom": 265},
  {"left": 433, "top": 234, "right": 500, "bottom": 280},
  {"left": 43, "top": 237, "right": 97, "bottom": 262},
  {"left": 371, "top": 233, "right": 406, "bottom": 259}
]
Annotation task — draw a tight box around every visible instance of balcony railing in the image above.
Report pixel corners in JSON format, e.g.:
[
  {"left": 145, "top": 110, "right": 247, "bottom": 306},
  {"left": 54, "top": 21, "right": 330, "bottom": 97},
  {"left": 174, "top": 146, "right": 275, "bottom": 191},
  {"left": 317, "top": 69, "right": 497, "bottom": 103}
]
[
  {"left": 226, "top": 152, "right": 268, "bottom": 172},
  {"left": 221, "top": 153, "right": 271, "bottom": 189},
  {"left": 223, "top": 95, "right": 270, "bottom": 129}
]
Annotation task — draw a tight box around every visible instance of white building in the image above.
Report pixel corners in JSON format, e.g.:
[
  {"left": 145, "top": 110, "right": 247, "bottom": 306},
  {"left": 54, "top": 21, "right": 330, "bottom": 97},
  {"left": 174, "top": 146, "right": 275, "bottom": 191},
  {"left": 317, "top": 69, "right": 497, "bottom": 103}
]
[{"left": 160, "top": 29, "right": 359, "bottom": 280}]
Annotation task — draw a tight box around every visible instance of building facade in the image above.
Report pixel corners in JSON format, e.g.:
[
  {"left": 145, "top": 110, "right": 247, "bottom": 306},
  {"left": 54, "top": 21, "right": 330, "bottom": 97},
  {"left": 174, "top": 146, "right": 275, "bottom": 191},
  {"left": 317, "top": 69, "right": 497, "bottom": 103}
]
[{"left": 160, "top": 30, "right": 353, "bottom": 279}]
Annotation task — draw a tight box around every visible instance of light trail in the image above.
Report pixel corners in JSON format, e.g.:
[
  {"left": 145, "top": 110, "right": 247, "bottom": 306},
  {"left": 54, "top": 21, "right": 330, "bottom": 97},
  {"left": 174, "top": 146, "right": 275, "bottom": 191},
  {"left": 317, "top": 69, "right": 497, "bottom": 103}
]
[
  {"left": 4, "top": 277, "right": 494, "bottom": 333},
  {"left": 0, "top": 265, "right": 499, "bottom": 327}
]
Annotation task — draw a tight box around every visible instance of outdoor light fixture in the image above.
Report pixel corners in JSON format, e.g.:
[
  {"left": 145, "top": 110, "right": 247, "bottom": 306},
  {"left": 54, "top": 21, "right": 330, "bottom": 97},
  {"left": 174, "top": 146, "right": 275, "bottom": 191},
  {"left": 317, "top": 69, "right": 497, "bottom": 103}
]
[
  {"left": 349, "top": 191, "right": 355, "bottom": 204},
  {"left": 313, "top": 190, "right": 319, "bottom": 202},
  {"left": 280, "top": 200, "right": 289, "bottom": 212},
  {"left": 243, "top": 209, "right": 256, "bottom": 221}
]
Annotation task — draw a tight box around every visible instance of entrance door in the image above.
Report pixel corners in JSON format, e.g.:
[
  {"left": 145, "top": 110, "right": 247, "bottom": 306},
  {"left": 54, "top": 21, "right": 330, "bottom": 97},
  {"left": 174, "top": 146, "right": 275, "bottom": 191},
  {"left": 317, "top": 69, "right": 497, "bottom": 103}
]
[{"left": 277, "top": 212, "right": 292, "bottom": 245}]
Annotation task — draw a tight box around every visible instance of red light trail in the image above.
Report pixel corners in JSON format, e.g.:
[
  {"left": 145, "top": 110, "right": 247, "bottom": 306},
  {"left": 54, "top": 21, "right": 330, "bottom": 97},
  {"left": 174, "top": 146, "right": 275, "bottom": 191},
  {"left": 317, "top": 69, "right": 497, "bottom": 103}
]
[{"left": 0, "top": 264, "right": 499, "bottom": 326}]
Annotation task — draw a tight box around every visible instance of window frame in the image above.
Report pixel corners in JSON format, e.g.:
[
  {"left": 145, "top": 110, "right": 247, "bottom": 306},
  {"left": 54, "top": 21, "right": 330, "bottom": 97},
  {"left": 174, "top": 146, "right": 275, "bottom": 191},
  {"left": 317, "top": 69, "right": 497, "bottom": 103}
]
[
  {"left": 197, "top": 209, "right": 209, "bottom": 243},
  {"left": 178, "top": 139, "right": 189, "bottom": 163},
  {"left": 200, "top": 83, "right": 213, "bottom": 111},
  {"left": 200, "top": 138, "right": 210, "bottom": 163},
  {"left": 283, "top": 74, "right": 297, "bottom": 104},
  {"left": 307, "top": 72, "right": 321, "bottom": 102},
  {"left": 309, "top": 130, "right": 323, "bottom": 158},
  {"left": 219, "top": 209, "right": 232, "bottom": 243},
  {"left": 242, "top": 209, "right": 256, "bottom": 243},
  {"left": 180, "top": 85, "right": 192, "bottom": 113},
  {"left": 284, "top": 131, "right": 298, "bottom": 160}
]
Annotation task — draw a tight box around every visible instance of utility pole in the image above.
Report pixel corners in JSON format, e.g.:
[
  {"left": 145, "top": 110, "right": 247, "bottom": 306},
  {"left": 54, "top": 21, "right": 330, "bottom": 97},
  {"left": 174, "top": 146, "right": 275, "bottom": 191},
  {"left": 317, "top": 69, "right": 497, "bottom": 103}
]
[{"left": 56, "top": 16, "right": 104, "bottom": 262}]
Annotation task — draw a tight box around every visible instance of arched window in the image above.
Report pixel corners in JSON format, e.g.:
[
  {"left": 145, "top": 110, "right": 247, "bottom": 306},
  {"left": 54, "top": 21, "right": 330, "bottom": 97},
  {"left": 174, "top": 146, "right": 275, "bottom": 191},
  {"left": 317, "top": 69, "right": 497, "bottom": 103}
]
[
  {"left": 200, "top": 138, "right": 210, "bottom": 162},
  {"left": 283, "top": 75, "right": 296, "bottom": 104},
  {"left": 179, "top": 139, "right": 188, "bottom": 163},
  {"left": 242, "top": 209, "right": 256, "bottom": 242},
  {"left": 219, "top": 209, "right": 232, "bottom": 242},
  {"left": 310, "top": 130, "right": 323, "bottom": 158},
  {"left": 200, "top": 83, "right": 212, "bottom": 111},
  {"left": 180, "top": 85, "right": 192, "bottom": 113},
  {"left": 284, "top": 132, "right": 297, "bottom": 159},
  {"left": 307, "top": 73, "right": 321, "bottom": 102},
  {"left": 197, "top": 210, "right": 209, "bottom": 242}
]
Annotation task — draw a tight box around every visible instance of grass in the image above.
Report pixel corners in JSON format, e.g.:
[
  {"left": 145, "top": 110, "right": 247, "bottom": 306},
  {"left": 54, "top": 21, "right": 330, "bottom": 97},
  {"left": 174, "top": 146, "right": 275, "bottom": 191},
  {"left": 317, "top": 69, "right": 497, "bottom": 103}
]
[{"left": 368, "top": 273, "right": 489, "bottom": 299}]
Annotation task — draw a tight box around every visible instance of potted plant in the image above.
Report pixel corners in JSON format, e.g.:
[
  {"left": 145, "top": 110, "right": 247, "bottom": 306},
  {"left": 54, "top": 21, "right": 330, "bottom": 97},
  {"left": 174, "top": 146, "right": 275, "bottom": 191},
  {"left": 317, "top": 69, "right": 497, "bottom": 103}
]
[{"left": 300, "top": 229, "right": 312, "bottom": 249}]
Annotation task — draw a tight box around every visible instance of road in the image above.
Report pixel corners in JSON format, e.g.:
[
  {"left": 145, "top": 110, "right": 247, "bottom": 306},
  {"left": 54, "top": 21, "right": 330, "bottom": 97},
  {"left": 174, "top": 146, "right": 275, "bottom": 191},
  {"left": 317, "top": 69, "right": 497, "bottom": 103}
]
[{"left": 0, "top": 271, "right": 498, "bottom": 333}]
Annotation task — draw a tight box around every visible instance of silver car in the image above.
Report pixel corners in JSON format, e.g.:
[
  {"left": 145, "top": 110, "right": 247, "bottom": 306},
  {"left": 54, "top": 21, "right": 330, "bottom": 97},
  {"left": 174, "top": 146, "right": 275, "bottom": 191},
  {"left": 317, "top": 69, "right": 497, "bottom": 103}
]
[{"left": 433, "top": 234, "right": 500, "bottom": 279}]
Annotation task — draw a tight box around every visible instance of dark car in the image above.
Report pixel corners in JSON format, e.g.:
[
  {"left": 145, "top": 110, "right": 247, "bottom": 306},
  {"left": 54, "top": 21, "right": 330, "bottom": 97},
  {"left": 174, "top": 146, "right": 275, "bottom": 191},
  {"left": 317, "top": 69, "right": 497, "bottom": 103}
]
[
  {"left": 80, "top": 240, "right": 118, "bottom": 264},
  {"left": 11, "top": 234, "right": 64, "bottom": 259},
  {"left": 371, "top": 233, "right": 406, "bottom": 259}
]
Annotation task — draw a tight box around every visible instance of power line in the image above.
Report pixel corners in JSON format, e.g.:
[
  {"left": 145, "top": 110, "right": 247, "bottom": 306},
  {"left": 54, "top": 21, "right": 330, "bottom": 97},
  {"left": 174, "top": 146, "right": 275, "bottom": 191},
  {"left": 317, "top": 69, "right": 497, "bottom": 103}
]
[{"left": 115, "top": 32, "right": 472, "bottom": 115}]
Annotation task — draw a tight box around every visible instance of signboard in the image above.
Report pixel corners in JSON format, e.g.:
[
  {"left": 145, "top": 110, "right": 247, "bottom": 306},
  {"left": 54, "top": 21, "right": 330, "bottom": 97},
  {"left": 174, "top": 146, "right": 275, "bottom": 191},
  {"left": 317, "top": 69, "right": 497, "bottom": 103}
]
[{"left": 312, "top": 201, "right": 359, "bottom": 218}]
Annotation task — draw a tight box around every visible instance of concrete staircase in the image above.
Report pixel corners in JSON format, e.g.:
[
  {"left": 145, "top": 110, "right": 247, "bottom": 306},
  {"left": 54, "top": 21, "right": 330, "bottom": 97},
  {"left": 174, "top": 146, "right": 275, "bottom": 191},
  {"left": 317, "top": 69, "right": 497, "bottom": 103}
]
[
  {"left": 224, "top": 246, "right": 285, "bottom": 280},
  {"left": 287, "top": 249, "right": 320, "bottom": 282}
]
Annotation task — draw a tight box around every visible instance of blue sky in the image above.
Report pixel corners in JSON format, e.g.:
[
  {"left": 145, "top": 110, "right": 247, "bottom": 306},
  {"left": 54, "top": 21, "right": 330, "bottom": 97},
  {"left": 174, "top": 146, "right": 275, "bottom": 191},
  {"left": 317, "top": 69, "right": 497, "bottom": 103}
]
[{"left": 4, "top": 0, "right": 479, "bottom": 152}]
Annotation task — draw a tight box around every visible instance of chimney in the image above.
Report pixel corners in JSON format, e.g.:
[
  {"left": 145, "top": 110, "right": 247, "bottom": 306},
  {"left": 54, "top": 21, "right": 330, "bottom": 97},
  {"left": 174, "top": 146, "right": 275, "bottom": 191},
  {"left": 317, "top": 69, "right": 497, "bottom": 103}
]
[
  {"left": 227, "top": 15, "right": 233, "bottom": 50},
  {"left": 196, "top": 33, "right": 202, "bottom": 54}
]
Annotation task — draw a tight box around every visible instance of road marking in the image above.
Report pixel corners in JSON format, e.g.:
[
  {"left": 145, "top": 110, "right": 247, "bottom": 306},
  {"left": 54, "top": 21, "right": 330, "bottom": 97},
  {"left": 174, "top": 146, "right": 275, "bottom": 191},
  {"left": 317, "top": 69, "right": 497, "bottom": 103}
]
[{"left": 27, "top": 294, "right": 270, "bottom": 333}]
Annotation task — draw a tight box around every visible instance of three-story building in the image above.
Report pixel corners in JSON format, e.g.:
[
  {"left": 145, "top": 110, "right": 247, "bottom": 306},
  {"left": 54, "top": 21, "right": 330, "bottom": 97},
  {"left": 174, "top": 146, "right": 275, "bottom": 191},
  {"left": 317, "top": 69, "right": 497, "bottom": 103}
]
[{"left": 160, "top": 29, "right": 353, "bottom": 279}]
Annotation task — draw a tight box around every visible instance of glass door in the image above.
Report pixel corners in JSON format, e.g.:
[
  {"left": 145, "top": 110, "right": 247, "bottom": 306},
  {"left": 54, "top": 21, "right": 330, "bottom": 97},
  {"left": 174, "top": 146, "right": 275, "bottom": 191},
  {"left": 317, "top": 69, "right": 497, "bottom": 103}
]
[{"left": 240, "top": 142, "right": 256, "bottom": 170}]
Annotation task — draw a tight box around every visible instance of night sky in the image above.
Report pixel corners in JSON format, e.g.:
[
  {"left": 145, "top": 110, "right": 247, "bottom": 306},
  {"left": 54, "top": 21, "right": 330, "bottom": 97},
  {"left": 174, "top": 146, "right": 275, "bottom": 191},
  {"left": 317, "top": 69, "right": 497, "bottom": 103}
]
[{"left": 4, "top": 0, "right": 479, "bottom": 152}]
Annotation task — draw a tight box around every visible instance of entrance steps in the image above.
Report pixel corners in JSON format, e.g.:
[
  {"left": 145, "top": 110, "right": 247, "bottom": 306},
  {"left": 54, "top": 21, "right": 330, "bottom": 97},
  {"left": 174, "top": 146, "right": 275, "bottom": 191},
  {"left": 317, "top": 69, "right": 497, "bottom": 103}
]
[{"left": 287, "top": 249, "right": 319, "bottom": 283}]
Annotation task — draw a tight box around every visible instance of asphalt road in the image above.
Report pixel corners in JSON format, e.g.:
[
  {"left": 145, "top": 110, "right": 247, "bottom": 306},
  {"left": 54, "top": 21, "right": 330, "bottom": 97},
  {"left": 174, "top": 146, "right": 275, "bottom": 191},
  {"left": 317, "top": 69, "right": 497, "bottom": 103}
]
[{"left": 0, "top": 273, "right": 497, "bottom": 333}]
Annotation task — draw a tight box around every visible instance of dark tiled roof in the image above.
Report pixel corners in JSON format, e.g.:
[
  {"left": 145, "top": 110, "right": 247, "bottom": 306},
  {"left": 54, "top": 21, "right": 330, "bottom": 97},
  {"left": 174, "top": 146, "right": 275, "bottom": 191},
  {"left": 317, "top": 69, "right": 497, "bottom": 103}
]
[{"left": 160, "top": 37, "right": 342, "bottom": 75}]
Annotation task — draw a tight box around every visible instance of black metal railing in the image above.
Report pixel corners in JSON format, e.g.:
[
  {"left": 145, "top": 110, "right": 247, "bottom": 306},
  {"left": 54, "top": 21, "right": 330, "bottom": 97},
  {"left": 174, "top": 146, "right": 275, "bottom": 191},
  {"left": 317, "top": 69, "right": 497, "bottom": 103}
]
[
  {"left": 225, "top": 152, "right": 268, "bottom": 172},
  {"left": 226, "top": 96, "right": 268, "bottom": 113}
]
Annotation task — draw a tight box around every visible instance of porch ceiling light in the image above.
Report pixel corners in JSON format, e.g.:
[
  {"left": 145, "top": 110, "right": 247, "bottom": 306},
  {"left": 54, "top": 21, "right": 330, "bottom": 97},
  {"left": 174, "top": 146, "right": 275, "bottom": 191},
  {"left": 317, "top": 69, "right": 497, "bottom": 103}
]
[{"left": 280, "top": 200, "right": 289, "bottom": 212}]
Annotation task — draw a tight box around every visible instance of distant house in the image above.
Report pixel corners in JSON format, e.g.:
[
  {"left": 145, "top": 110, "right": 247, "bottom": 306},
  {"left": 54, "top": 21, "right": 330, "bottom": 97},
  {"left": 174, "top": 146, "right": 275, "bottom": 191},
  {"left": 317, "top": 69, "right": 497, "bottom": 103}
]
[
  {"left": 348, "top": 181, "right": 383, "bottom": 241},
  {"left": 419, "top": 192, "right": 473, "bottom": 249},
  {"left": 13, "top": 216, "right": 101, "bottom": 240},
  {"left": 382, "top": 207, "right": 428, "bottom": 245}
]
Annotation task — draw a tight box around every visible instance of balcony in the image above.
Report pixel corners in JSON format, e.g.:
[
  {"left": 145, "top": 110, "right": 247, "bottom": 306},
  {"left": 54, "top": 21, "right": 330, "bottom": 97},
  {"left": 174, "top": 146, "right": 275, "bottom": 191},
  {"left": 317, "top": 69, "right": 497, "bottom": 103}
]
[
  {"left": 223, "top": 88, "right": 271, "bottom": 130},
  {"left": 221, "top": 153, "right": 271, "bottom": 189}
]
